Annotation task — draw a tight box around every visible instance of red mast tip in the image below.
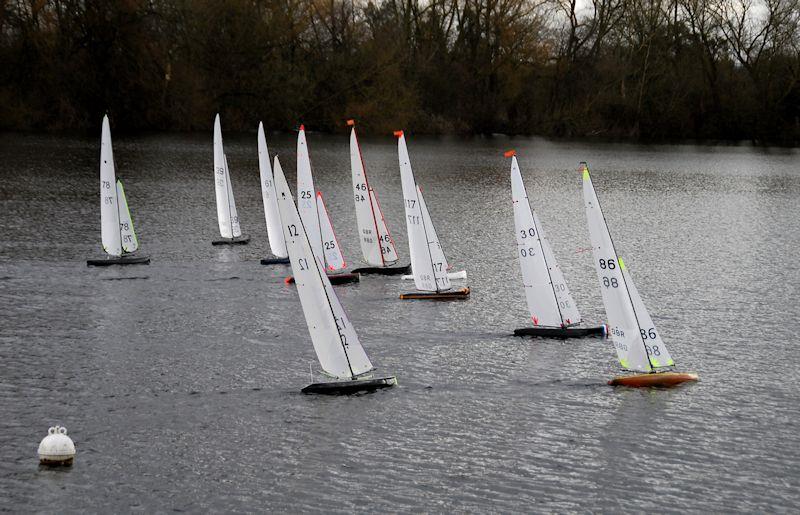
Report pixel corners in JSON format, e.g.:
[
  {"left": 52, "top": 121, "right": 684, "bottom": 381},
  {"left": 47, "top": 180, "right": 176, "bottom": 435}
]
[
  {"left": 504, "top": 150, "right": 516, "bottom": 158},
  {"left": 393, "top": 130, "right": 404, "bottom": 137},
  {"left": 346, "top": 119, "right": 355, "bottom": 126}
]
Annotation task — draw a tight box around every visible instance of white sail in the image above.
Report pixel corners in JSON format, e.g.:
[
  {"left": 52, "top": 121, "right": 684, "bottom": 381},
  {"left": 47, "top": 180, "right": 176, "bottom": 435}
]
[
  {"left": 621, "top": 263, "right": 674, "bottom": 368},
  {"left": 583, "top": 165, "right": 670, "bottom": 372},
  {"left": 297, "top": 126, "right": 323, "bottom": 264},
  {"left": 416, "top": 186, "right": 451, "bottom": 291},
  {"left": 223, "top": 153, "right": 242, "bottom": 238},
  {"left": 350, "top": 126, "right": 399, "bottom": 266},
  {"left": 538, "top": 224, "right": 581, "bottom": 325},
  {"left": 398, "top": 133, "right": 441, "bottom": 292},
  {"left": 274, "top": 157, "right": 374, "bottom": 379},
  {"left": 511, "top": 156, "right": 581, "bottom": 327},
  {"left": 116, "top": 180, "right": 139, "bottom": 253},
  {"left": 316, "top": 193, "right": 346, "bottom": 272},
  {"left": 511, "top": 157, "right": 562, "bottom": 327},
  {"left": 369, "top": 189, "right": 399, "bottom": 265},
  {"left": 258, "top": 123, "right": 288, "bottom": 257},
  {"left": 213, "top": 114, "right": 239, "bottom": 239},
  {"left": 100, "top": 115, "right": 122, "bottom": 257}
]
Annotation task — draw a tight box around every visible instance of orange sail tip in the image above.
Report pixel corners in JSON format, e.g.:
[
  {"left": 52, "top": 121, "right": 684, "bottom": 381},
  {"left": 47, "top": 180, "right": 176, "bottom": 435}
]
[
  {"left": 393, "top": 130, "right": 404, "bottom": 138},
  {"left": 316, "top": 191, "right": 322, "bottom": 198},
  {"left": 346, "top": 119, "right": 355, "bottom": 126},
  {"left": 284, "top": 276, "right": 292, "bottom": 284},
  {"left": 299, "top": 124, "right": 305, "bottom": 131},
  {"left": 504, "top": 150, "right": 516, "bottom": 158}
]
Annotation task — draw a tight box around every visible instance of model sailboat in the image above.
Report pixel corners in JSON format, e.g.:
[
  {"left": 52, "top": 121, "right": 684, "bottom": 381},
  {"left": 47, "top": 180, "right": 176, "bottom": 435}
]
[
  {"left": 396, "top": 131, "right": 469, "bottom": 300},
  {"left": 508, "top": 151, "right": 604, "bottom": 338},
  {"left": 87, "top": 115, "right": 150, "bottom": 266},
  {"left": 211, "top": 114, "right": 249, "bottom": 245},
  {"left": 582, "top": 163, "right": 698, "bottom": 387},
  {"left": 289, "top": 125, "right": 358, "bottom": 284},
  {"left": 347, "top": 120, "right": 409, "bottom": 275},
  {"left": 274, "top": 156, "right": 397, "bottom": 394},
  {"left": 257, "top": 122, "right": 289, "bottom": 265}
]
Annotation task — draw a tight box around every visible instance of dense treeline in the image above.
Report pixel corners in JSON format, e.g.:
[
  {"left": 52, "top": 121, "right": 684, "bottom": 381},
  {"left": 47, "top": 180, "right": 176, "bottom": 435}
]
[{"left": 1, "top": 0, "right": 798, "bottom": 142}]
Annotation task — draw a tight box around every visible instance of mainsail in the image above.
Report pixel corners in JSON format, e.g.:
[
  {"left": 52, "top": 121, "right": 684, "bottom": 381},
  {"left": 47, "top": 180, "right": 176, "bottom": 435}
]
[
  {"left": 350, "top": 124, "right": 399, "bottom": 266},
  {"left": 213, "top": 114, "right": 241, "bottom": 239},
  {"left": 582, "top": 164, "right": 674, "bottom": 372},
  {"left": 274, "top": 157, "right": 374, "bottom": 379},
  {"left": 510, "top": 155, "right": 580, "bottom": 327},
  {"left": 257, "top": 123, "right": 288, "bottom": 257},
  {"left": 397, "top": 132, "right": 451, "bottom": 292},
  {"left": 100, "top": 115, "right": 122, "bottom": 257}
]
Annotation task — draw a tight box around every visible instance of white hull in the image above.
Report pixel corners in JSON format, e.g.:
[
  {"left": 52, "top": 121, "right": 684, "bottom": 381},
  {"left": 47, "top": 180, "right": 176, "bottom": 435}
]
[{"left": 401, "top": 270, "right": 466, "bottom": 281}]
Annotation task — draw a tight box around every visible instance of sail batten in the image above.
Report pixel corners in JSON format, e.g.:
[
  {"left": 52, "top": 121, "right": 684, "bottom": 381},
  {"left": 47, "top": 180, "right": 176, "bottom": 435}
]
[{"left": 274, "top": 157, "right": 374, "bottom": 379}]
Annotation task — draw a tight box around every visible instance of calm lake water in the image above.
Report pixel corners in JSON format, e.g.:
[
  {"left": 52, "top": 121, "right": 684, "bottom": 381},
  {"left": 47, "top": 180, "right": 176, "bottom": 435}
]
[{"left": 1, "top": 130, "right": 799, "bottom": 512}]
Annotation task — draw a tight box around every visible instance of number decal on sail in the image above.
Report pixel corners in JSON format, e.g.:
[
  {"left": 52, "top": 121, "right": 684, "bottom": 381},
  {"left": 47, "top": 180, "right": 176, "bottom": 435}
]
[
  {"left": 102, "top": 180, "right": 111, "bottom": 189},
  {"left": 406, "top": 199, "right": 416, "bottom": 208},
  {"left": 298, "top": 257, "right": 309, "bottom": 270},
  {"left": 104, "top": 196, "right": 114, "bottom": 205},
  {"left": 520, "top": 247, "right": 536, "bottom": 257},
  {"left": 520, "top": 228, "right": 535, "bottom": 239},
  {"left": 324, "top": 240, "right": 336, "bottom": 250},
  {"left": 599, "top": 258, "right": 616, "bottom": 269},
  {"left": 602, "top": 277, "right": 619, "bottom": 288},
  {"left": 300, "top": 190, "right": 312, "bottom": 199},
  {"left": 287, "top": 224, "right": 298, "bottom": 237},
  {"left": 407, "top": 215, "right": 420, "bottom": 225},
  {"left": 644, "top": 344, "right": 661, "bottom": 356},
  {"left": 640, "top": 327, "right": 657, "bottom": 340}
]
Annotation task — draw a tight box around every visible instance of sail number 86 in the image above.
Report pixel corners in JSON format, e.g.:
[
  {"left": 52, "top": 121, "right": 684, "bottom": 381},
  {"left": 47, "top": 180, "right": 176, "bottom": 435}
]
[{"left": 599, "top": 258, "right": 616, "bottom": 269}]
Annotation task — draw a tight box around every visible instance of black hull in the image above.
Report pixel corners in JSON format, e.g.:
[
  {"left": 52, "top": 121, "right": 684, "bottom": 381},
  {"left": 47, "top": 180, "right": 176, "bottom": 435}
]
[
  {"left": 87, "top": 255, "right": 150, "bottom": 266},
  {"left": 399, "top": 287, "right": 470, "bottom": 300},
  {"left": 513, "top": 325, "right": 606, "bottom": 338},
  {"left": 285, "top": 272, "right": 360, "bottom": 285},
  {"left": 211, "top": 235, "right": 250, "bottom": 245},
  {"left": 260, "top": 257, "right": 290, "bottom": 265},
  {"left": 351, "top": 264, "right": 411, "bottom": 275},
  {"left": 302, "top": 376, "right": 397, "bottom": 394}
]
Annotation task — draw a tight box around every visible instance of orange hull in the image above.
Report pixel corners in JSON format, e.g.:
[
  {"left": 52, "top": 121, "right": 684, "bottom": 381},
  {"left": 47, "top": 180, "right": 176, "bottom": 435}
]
[{"left": 609, "top": 372, "right": 699, "bottom": 388}]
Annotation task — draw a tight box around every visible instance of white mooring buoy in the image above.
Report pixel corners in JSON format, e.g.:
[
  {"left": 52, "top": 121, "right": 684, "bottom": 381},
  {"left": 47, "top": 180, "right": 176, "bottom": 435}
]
[{"left": 38, "top": 426, "right": 75, "bottom": 466}]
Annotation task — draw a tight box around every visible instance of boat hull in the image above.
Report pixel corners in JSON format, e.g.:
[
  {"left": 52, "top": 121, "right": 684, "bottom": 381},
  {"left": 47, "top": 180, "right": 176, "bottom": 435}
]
[
  {"left": 609, "top": 371, "right": 699, "bottom": 388},
  {"left": 302, "top": 375, "right": 397, "bottom": 394},
  {"left": 351, "top": 264, "right": 411, "bottom": 275},
  {"left": 400, "top": 287, "right": 470, "bottom": 300},
  {"left": 513, "top": 325, "right": 606, "bottom": 338},
  {"left": 260, "top": 257, "right": 290, "bottom": 265},
  {"left": 285, "top": 272, "right": 360, "bottom": 285},
  {"left": 401, "top": 270, "right": 467, "bottom": 281},
  {"left": 87, "top": 255, "right": 150, "bottom": 266},
  {"left": 211, "top": 235, "right": 250, "bottom": 245}
]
